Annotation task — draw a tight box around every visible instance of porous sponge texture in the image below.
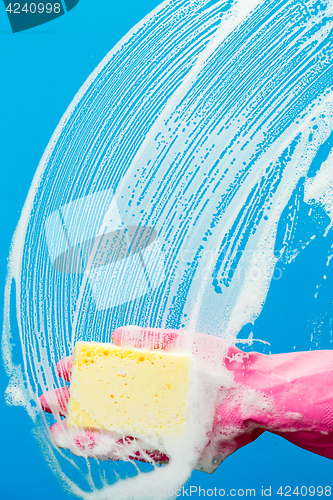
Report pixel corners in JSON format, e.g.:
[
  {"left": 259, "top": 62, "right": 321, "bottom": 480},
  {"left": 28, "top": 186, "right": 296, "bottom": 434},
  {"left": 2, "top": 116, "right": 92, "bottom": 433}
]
[{"left": 67, "top": 341, "right": 191, "bottom": 436}]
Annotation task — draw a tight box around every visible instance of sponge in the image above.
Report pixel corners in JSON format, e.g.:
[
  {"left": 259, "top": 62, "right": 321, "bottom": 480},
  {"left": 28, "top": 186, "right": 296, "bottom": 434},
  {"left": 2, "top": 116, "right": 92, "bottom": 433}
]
[{"left": 67, "top": 341, "right": 191, "bottom": 436}]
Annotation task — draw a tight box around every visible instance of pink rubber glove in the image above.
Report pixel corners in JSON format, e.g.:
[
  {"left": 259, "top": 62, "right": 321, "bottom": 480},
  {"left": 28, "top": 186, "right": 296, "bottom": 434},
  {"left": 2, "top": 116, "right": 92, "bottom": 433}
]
[
  {"left": 223, "top": 346, "right": 333, "bottom": 462},
  {"left": 40, "top": 327, "right": 333, "bottom": 472}
]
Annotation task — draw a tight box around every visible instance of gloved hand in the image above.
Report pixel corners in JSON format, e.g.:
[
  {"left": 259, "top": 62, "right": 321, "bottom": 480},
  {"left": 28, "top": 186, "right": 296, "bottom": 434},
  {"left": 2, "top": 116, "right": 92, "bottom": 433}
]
[{"left": 40, "top": 327, "right": 333, "bottom": 473}]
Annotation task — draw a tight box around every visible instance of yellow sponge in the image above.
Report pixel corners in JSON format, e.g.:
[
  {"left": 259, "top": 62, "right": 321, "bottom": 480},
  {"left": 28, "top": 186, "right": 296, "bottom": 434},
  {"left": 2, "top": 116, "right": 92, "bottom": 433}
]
[{"left": 67, "top": 341, "right": 191, "bottom": 436}]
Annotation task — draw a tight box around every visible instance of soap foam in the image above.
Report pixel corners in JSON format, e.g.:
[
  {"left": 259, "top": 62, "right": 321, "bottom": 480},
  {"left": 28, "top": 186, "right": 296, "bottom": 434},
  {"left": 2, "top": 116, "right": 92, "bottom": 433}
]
[
  {"left": 304, "top": 152, "right": 333, "bottom": 234},
  {"left": 3, "top": 0, "right": 333, "bottom": 498}
]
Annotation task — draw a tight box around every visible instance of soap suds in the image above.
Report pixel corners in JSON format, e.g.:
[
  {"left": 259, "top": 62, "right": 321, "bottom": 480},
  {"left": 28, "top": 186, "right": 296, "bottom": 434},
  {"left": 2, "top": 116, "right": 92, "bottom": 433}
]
[
  {"left": 3, "top": 0, "right": 333, "bottom": 498},
  {"left": 305, "top": 152, "right": 333, "bottom": 235}
]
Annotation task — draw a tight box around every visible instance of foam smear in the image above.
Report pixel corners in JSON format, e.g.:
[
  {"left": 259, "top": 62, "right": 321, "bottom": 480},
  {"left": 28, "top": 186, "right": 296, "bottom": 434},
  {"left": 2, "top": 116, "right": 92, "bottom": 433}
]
[
  {"left": 3, "top": 0, "right": 333, "bottom": 498},
  {"left": 304, "top": 151, "right": 333, "bottom": 235}
]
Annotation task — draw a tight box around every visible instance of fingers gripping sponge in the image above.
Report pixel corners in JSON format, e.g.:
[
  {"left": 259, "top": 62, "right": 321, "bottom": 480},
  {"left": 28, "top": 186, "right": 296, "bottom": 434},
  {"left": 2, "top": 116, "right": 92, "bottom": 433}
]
[{"left": 67, "top": 341, "right": 191, "bottom": 436}]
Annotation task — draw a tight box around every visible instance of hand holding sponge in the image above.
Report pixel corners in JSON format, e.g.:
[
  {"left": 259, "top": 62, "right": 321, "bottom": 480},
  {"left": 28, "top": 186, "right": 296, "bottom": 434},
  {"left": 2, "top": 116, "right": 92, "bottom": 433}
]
[{"left": 40, "top": 327, "right": 333, "bottom": 472}]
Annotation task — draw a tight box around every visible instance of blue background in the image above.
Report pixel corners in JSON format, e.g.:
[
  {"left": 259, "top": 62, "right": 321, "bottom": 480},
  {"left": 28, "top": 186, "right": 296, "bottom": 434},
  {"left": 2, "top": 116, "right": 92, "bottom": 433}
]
[{"left": 1, "top": 1, "right": 332, "bottom": 499}]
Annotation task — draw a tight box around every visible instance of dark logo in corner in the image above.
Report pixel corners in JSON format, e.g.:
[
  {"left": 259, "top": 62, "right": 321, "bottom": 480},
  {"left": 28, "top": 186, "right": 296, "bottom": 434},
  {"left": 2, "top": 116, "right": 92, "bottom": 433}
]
[{"left": 3, "top": 0, "right": 80, "bottom": 33}]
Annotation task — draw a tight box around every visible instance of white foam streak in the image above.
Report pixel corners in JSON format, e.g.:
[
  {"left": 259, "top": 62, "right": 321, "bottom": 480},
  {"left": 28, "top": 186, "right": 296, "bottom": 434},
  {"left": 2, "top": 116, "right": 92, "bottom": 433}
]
[{"left": 304, "top": 151, "right": 333, "bottom": 234}]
